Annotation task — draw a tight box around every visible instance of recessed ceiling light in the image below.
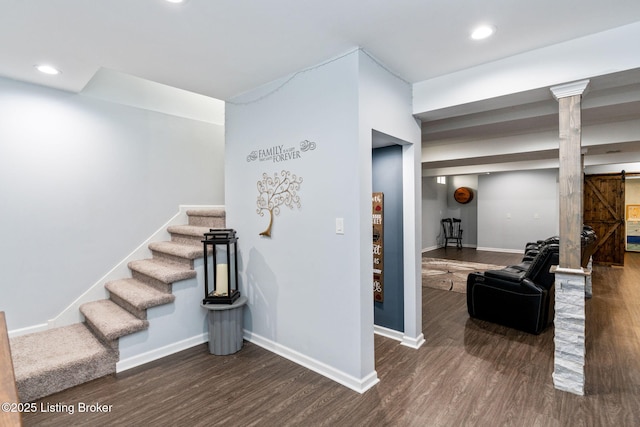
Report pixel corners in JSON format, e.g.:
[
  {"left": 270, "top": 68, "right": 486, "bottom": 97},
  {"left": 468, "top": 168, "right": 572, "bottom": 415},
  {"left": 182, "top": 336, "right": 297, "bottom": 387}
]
[
  {"left": 471, "top": 25, "right": 496, "bottom": 40},
  {"left": 165, "top": 0, "right": 187, "bottom": 3},
  {"left": 35, "top": 64, "right": 61, "bottom": 75}
]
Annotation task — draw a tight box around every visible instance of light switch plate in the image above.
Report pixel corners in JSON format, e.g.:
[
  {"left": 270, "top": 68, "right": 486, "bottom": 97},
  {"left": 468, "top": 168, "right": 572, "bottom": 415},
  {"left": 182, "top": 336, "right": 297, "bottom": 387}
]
[{"left": 336, "top": 218, "right": 344, "bottom": 234}]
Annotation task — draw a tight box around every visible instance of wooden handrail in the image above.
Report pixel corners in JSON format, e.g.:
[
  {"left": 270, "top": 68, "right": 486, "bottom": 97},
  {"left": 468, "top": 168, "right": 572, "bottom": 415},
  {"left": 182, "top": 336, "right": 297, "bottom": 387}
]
[{"left": 0, "top": 312, "right": 22, "bottom": 426}]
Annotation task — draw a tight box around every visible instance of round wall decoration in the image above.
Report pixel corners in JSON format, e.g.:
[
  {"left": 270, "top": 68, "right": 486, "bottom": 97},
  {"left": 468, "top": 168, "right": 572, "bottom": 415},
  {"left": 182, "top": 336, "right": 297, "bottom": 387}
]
[{"left": 454, "top": 187, "right": 474, "bottom": 204}]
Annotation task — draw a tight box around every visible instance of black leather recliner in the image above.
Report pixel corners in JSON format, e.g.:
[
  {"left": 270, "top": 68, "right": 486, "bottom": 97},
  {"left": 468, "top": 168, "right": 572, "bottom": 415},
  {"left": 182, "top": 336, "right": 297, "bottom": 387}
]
[
  {"left": 466, "top": 226, "right": 597, "bottom": 335},
  {"left": 522, "top": 226, "right": 597, "bottom": 267},
  {"left": 467, "top": 243, "right": 559, "bottom": 334}
]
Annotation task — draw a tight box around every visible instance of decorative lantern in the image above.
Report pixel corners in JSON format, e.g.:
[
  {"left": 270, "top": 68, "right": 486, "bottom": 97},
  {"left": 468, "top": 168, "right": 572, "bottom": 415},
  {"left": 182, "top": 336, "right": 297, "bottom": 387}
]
[{"left": 202, "top": 229, "right": 240, "bottom": 304}]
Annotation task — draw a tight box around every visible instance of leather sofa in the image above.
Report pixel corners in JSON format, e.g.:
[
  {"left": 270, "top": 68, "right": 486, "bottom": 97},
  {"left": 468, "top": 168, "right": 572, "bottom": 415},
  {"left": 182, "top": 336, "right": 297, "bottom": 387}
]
[
  {"left": 522, "top": 226, "right": 597, "bottom": 268},
  {"left": 467, "top": 243, "right": 559, "bottom": 334},
  {"left": 466, "top": 227, "right": 597, "bottom": 334}
]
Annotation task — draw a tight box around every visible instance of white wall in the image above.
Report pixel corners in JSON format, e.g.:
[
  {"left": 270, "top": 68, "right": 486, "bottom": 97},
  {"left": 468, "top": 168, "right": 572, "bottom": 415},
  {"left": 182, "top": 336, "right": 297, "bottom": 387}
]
[
  {"left": 421, "top": 177, "right": 448, "bottom": 250},
  {"left": 477, "top": 169, "right": 559, "bottom": 251},
  {"left": 422, "top": 175, "right": 478, "bottom": 250},
  {"left": 627, "top": 178, "right": 640, "bottom": 208},
  {"left": 225, "top": 49, "right": 421, "bottom": 392},
  {"left": 0, "top": 77, "right": 225, "bottom": 331}
]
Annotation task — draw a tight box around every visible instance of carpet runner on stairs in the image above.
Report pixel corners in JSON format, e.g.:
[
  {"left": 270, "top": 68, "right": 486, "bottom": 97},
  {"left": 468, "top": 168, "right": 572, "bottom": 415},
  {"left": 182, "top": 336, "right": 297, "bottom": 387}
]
[
  {"left": 10, "top": 208, "right": 225, "bottom": 402},
  {"left": 9, "top": 324, "right": 118, "bottom": 403}
]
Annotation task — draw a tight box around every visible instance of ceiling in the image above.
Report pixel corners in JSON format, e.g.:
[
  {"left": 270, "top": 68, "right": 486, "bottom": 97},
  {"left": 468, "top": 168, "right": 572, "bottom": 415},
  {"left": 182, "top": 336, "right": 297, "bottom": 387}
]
[
  {"left": 2, "top": 0, "right": 640, "bottom": 100},
  {"left": 2, "top": 1, "right": 640, "bottom": 174}
]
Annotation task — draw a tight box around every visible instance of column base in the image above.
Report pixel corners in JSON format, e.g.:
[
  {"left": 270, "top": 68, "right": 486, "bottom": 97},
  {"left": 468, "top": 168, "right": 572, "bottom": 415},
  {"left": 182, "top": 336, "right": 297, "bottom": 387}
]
[{"left": 552, "top": 267, "right": 587, "bottom": 396}]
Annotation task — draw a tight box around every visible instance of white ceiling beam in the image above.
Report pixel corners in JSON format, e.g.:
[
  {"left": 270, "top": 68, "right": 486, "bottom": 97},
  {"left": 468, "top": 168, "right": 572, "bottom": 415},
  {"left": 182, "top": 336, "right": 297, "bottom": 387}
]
[{"left": 413, "top": 21, "right": 640, "bottom": 118}]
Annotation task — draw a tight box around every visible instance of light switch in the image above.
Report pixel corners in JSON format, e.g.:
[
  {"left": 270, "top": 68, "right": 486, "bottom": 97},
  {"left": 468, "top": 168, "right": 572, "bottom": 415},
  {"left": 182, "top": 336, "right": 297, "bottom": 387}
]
[{"left": 336, "top": 218, "right": 344, "bottom": 234}]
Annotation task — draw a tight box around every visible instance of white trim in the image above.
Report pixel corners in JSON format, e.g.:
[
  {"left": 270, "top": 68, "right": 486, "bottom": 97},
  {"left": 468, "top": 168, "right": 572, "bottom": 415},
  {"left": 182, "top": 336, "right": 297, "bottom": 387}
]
[
  {"left": 476, "top": 246, "right": 524, "bottom": 254},
  {"left": 7, "top": 323, "right": 48, "bottom": 338},
  {"left": 401, "top": 333, "right": 425, "bottom": 349},
  {"left": 401, "top": 141, "right": 424, "bottom": 358},
  {"left": 550, "top": 79, "right": 590, "bottom": 100},
  {"left": 423, "top": 244, "right": 480, "bottom": 252},
  {"left": 244, "top": 330, "right": 380, "bottom": 394},
  {"left": 373, "top": 326, "right": 424, "bottom": 349},
  {"left": 374, "top": 325, "right": 404, "bottom": 342},
  {"left": 116, "top": 332, "right": 207, "bottom": 372},
  {"left": 441, "top": 243, "right": 477, "bottom": 249},
  {"left": 552, "top": 266, "right": 590, "bottom": 276},
  {"left": 46, "top": 204, "right": 221, "bottom": 330}
]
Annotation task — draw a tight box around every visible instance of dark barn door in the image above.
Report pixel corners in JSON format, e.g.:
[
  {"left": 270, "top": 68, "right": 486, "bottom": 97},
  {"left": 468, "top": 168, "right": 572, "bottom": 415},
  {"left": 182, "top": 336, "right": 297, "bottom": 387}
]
[{"left": 584, "top": 173, "right": 626, "bottom": 266}]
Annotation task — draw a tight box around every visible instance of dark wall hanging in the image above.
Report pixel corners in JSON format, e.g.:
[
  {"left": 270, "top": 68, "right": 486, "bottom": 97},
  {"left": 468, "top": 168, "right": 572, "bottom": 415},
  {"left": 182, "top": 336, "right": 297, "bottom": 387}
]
[
  {"left": 373, "top": 192, "right": 384, "bottom": 302},
  {"left": 454, "top": 187, "right": 474, "bottom": 204}
]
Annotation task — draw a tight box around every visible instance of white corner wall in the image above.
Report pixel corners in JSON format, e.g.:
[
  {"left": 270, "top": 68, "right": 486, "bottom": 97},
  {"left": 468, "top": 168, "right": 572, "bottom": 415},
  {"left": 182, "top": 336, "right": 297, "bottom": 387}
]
[
  {"left": 477, "top": 169, "right": 559, "bottom": 251},
  {"left": 358, "top": 52, "right": 423, "bottom": 349},
  {"left": 0, "top": 77, "right": 225, "bottom": 332},
  {"left": 225, "top": 51, "right": 369, "bottom": 392},
  {"left": 225, "top": 49, "right": 421, "bottom": 392}
]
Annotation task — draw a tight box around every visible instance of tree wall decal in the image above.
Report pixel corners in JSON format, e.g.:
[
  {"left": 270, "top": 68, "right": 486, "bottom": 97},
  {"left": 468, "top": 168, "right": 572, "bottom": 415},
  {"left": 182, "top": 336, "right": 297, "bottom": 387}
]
[{"left": 256, "top": 170, "right": 303, "bottom": 237}]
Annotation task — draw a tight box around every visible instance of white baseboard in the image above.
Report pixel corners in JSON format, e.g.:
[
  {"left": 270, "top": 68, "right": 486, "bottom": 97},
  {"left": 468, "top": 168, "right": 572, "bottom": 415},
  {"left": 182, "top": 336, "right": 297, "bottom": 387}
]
[
  {"left": 401, "top": 333, "right": 425, "bottom": 349},
  {"left": 476, "top": 246, "right": 524, "bottom": 254},
  {"left": 8, "top": 323, "right": 48, "bottom": 338},
  {"left": 374, "top": 325, "right": 425, "bottom": 349},
  {"left": 422, "top": 243, "right": 477, "bottom": 252},
  {"left": 373, "top": 325, "right": 404, "bottom": 342},
  {"left": 244, "top": 330, "right": 379, "bottom": 394},
  {"left": 116, "top": 332, "right": 208, "bottom": 372}
]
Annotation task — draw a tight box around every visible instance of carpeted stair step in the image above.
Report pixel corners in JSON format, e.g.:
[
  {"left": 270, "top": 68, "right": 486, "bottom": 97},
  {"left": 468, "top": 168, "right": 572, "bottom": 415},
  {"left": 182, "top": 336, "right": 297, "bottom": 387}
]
[
  {"left": 10, "top": 323, "right": 117, "bottom": 402},
  {"left": 148, "top": 240, "right": 204, "bottom": 268},
  {"left": 105, "top": 278, "right": 175, "bottom": 319},
  {"left": 80, "top": 300, "right": 149, "bottom": 345},
  {"left": 167, "top": 224, "right": 211, "bottom": 246},
  {"left": 128, "top": 258, "right": 197, "bottom": 292},
  {"left": 187, "top": 208, "right": 226, "bottom": 228}
]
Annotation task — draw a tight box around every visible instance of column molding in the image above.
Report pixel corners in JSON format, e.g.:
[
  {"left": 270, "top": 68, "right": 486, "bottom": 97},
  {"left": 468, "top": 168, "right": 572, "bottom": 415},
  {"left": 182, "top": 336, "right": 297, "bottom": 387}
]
[{"left": 550, "top": 79, "right": 590, "bottom": 100}]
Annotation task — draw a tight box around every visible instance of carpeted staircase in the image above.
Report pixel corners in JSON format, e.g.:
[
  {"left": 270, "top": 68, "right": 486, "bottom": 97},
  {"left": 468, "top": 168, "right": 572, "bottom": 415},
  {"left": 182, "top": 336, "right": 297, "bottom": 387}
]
[{"left": 10, "top": 208, "right": 225, "bottom": 402}]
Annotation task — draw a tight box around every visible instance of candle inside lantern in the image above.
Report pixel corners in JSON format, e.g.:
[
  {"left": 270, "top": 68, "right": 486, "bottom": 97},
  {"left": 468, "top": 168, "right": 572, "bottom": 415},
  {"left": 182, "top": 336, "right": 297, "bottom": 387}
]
[{"left": 216, "top": 263, "right": 229, "bottom": 296}]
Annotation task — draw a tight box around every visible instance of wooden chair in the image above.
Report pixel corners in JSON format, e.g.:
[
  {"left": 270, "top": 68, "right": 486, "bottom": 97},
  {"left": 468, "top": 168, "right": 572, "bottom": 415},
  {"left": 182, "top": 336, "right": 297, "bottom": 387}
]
[{"left": 441, "top": 218, "right": 463, "bottom": 249}]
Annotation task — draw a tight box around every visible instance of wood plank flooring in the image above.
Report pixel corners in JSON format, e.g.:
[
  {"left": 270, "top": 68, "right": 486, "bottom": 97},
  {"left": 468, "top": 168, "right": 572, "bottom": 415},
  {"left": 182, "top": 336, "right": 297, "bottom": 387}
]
[{"left": 21, "top": 250, "right": 640, "bottom": 426}]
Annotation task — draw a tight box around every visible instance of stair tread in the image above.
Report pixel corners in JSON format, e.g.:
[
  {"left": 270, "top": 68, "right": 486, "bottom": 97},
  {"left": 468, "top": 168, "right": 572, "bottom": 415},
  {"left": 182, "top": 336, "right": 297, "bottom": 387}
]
[
  {"left": 10, "top": 323, "right": 116, "bottom": 382},
  {"left": 186, "top": 208, "right": 226, "bottom": 217},
  {"left": 128, "top": 258, "right": 197, "bottom": 283},
  {"left": 105, "top": 278, "right": 175, "bottom": 310},
  {"left": 80, "top": 300, "right": 148, "bottom": 340},
  {"left": 167, "top": 224, "right": 211, "bottom": 237},
  {"left": 148, "top": 240, "right": 204, "bottom": 260}
]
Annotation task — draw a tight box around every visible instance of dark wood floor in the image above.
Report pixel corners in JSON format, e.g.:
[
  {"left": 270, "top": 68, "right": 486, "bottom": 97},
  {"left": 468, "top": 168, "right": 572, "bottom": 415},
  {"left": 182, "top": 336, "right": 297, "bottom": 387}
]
[{"left": 22, "top": 249, "right": 640, "bottom": 426}]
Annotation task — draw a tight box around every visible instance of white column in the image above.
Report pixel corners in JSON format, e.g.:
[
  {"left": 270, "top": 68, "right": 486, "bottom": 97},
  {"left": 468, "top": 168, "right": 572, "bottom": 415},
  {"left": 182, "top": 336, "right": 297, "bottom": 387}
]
[{"left": 550, "top": 79, "right": 590, "bottom": 395}]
